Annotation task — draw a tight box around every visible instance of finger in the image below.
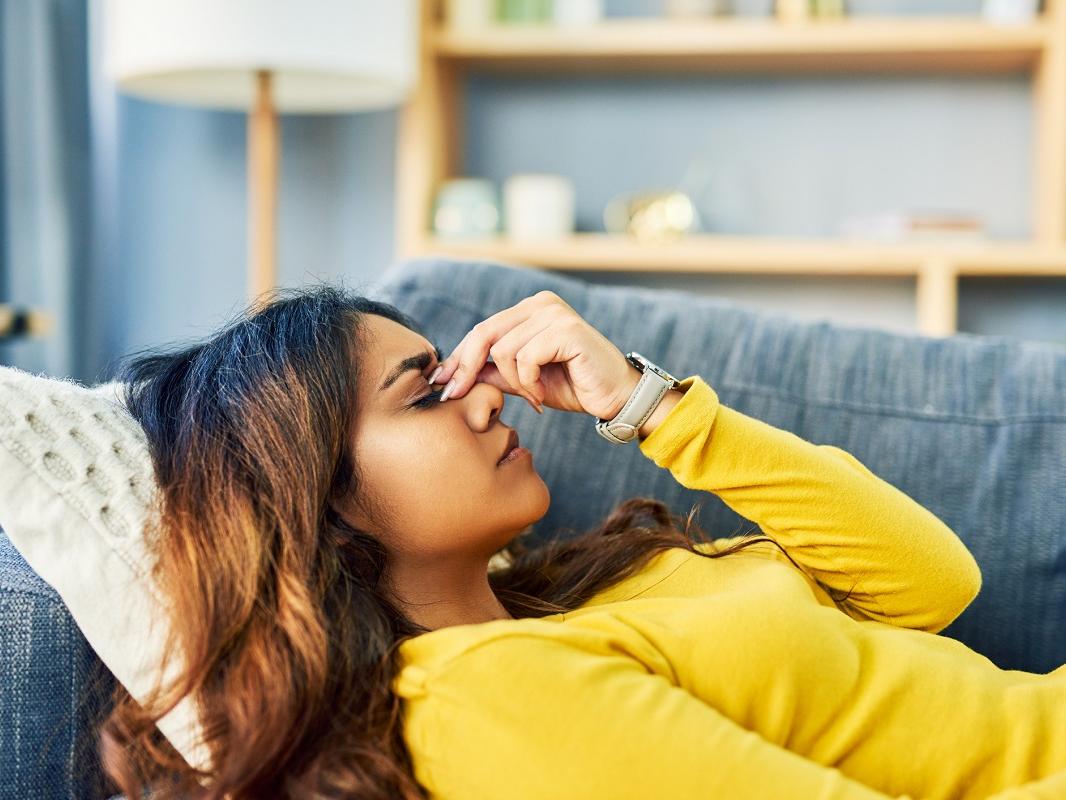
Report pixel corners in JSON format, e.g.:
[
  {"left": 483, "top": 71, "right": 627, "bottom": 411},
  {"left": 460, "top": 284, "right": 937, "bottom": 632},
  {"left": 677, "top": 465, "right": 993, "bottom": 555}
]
[
  {"left": 438, "top": 292, "right": 564, "bottom": 400},
  {"left": 470, "top": 361, "right": 510, "bottom": 393},
  {"left": 488, "top": 315, "right": 553, "bottom": 409},
  {"left": 438, "top": 292, "right": 553, "bottom": 390},
  {"left": 513, "top": 331, "right": 571, "bottom": 404},
  {"left": 515, "top": 345, "right": 546, "bottom": 405},
  {"left": 471, "top": 362, "right": 544, "bottom": 414},
  {"left": 436, "top": 313, "right": 532, "bottom": 398}
]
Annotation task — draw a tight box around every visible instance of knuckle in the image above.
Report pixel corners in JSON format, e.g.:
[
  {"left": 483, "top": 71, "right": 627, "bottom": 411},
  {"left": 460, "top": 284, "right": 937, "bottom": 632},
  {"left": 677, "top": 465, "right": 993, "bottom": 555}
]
[
  {"left": 560, "top": 316, "right": 582, "bottom": 332},
  {"left": 516, "top": 357, "right": 538, "bottom": 378},
  {"left": 489, "top": 343, "right": 515, "bottom": 362},
  {"left": 546, "top": 303, "right": 573, "bottom": 321}
]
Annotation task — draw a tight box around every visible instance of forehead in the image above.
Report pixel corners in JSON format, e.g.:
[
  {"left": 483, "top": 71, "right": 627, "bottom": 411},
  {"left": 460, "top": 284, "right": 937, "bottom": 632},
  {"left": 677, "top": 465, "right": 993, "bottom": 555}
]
[
  {"left": 361, "top": 315, "right": 433, "bottom": 394},
  {"left": 364, "top": 314, "right": 426, "bottom": 354}
]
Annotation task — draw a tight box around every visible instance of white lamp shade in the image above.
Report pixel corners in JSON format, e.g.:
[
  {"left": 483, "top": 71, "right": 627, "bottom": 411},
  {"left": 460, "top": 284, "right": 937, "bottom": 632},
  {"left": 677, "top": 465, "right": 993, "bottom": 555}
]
[{"left": 103, "top": 0, "right": 419, "bottom": 113}]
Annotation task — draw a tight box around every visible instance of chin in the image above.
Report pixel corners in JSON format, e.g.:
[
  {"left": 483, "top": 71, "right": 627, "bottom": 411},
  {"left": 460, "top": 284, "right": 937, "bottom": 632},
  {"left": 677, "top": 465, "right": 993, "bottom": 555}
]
[
  {"left": 506, "top": 476, "right": 551, "bottom": 531},
  {"left": 530, "top": 477, "right": 551, "bottom": 518}
]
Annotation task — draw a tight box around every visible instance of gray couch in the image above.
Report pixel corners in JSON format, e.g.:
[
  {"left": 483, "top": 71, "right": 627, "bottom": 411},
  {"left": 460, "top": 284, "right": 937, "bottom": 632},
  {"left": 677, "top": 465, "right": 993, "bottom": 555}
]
[{"left": 4, "top": 256, "right": 1066, "bottom": 798}]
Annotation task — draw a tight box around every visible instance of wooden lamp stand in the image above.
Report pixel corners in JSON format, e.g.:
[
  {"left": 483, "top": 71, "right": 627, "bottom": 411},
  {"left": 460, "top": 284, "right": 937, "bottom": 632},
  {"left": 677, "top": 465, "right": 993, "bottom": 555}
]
[{"left": 248, "top": 70, "right": 279, "bottom": 309}]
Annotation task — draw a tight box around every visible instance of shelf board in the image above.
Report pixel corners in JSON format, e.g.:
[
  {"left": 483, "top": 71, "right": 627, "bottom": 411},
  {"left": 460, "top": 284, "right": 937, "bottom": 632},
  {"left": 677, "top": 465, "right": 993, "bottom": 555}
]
[
  {"left": 431, "top": 17, "right": 1049, "bottom": 74},
  {"left": 415, "top": 234, "right": 1066, "bottom": 276}
]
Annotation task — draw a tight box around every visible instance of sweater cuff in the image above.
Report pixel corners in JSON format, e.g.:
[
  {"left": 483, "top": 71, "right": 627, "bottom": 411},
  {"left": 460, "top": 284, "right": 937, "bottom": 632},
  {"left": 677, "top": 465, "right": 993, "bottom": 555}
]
[{"left": 637, "top": 375, "right": 719, "bottom": 464}]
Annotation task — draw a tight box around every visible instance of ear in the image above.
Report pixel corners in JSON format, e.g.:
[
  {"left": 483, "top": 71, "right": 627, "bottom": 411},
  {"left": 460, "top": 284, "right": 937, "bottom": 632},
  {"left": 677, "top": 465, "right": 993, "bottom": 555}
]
[{"left": 327, "top": 488, "right": 384, "bottom": 545}]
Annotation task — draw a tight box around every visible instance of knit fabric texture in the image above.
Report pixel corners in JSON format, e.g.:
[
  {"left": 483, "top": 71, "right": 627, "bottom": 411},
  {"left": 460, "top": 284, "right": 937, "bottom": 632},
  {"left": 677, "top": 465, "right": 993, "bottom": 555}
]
[
  {"left": 0, "top": 365, "right": 210, "bottom": 772},
  {"left": 0, "top": 369, "right": 156, "bottom": 571}
]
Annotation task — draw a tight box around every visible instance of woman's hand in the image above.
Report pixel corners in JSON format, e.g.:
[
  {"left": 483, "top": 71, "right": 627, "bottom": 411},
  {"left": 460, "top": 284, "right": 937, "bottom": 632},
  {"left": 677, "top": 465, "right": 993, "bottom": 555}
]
[{"left": 429, "top": 291, "right": 640, "bottom": 419}]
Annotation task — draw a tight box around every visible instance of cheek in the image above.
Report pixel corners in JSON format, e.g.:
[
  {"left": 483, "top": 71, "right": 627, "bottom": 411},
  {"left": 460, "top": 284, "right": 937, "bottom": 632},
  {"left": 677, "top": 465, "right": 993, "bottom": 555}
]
[
  {"left": 365, "top": 433, "right": 502, "bottom": 558},
  {"left": 357, "top": 421, "right": 491, "bottom": 515}
]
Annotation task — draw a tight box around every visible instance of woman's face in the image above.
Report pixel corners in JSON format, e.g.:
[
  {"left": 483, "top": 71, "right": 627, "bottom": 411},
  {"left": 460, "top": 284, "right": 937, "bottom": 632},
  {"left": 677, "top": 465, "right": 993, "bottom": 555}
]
[{"left": 345, "top": 314, "right": 551, "bottom": 570}]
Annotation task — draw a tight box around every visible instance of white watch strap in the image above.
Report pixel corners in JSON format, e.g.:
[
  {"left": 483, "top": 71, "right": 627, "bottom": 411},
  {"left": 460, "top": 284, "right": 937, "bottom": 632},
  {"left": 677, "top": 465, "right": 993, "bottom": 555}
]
[{"left": 595, "top": 367, "right": 675, "bottom": 444}]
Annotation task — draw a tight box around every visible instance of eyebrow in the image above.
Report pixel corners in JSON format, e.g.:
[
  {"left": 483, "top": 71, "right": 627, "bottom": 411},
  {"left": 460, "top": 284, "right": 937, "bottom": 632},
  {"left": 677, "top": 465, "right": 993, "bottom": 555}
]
[{"left": 379, "top": 344, "right": 444, "bottom": 392}]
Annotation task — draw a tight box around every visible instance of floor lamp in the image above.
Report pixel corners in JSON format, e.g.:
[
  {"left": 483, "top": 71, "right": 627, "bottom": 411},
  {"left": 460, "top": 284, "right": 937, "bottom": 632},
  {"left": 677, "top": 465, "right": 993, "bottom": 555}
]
[{"left": 102, "top": 0, "right": 418, "bottom": 307}]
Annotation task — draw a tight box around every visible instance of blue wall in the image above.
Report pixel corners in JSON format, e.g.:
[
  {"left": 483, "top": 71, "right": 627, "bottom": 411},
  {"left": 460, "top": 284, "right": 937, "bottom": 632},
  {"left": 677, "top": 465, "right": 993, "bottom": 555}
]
[
  {"left": 87, "top": 0, "right": 1066, "bottom": 380},
  {"left": 93, "top": 101, "right": 398, "bottom": 379}
]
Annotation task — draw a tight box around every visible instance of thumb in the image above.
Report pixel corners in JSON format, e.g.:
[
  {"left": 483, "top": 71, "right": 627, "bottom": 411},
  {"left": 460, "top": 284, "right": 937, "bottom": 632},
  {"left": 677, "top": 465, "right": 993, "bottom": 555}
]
[
  {"left": 472, "top": 361, "right": 514, "bottom": 394},
  {"left": 475, "top": 362, "right": 544, "bottom": 409},
  {"left": 467, "top": 361, "right": 545, "bottom": 414}
]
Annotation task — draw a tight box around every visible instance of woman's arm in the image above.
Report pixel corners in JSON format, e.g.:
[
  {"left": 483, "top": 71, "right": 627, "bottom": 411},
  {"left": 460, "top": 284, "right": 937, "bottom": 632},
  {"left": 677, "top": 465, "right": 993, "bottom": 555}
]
[
  {"left": 637, "top": 375, "right": 982, "bottom": 634},
  {"left": 986, "top": 767, "right": 1066, "bottom": 798},
  {"left": 634, "top": 376, "right": 685, "bottom": 439},
  {"left": 414, "top": 634, "right": 910, "bottom": 800}
]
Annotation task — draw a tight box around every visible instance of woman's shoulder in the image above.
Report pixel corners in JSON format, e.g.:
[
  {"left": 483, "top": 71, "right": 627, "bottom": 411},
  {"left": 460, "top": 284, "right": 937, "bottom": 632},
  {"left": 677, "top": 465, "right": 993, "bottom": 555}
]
[
  {"left": 393, "top": 540, "right": 790, "bottom": 697},
  {"left": 392, "top": 595, "right": 685, "bottom": 701},
  {"left": 394, "top": 611, "right": 583, "bottom": 677}
]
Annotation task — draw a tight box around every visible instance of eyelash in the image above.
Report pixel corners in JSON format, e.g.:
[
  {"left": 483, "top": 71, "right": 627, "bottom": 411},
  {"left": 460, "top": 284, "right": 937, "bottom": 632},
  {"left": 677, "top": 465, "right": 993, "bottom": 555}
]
[{"left": 411, "top": 386, "right": 445, "bottom": 408}]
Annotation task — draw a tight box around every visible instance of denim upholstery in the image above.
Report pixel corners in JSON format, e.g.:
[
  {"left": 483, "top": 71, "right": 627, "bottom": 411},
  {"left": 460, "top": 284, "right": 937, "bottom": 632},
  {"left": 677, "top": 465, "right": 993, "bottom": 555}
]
[
  {"left": 0, "top": 531, "right": 114, "bottom": 799},
  {"left": 3, "top": 256, "right": 1066, "bottom": 797}
]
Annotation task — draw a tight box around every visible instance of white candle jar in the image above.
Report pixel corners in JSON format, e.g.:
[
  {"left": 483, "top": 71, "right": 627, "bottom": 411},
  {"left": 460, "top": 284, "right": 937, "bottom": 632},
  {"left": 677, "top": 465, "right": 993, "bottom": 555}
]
[
  {"left": 553, "top": 0, "right": 605, "bottom": 26},
  {"left": 503, "top": 174, "right": 576, "bottom": 241}
]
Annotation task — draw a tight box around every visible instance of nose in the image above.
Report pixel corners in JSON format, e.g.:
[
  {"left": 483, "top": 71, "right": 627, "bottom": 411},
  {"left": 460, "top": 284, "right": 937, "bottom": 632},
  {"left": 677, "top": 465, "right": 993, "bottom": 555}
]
[{"left": 462, "top": 380, "right": 504, "bottom": 429}]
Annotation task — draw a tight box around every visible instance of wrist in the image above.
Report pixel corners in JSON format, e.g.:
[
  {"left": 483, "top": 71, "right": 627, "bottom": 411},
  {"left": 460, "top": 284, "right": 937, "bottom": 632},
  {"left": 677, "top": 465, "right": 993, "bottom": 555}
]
[
  {"left": 637, "top": 388, "right": 684, "bottom": 441},
  {"left": 607, "top": 363, "right": 685, "bottom": 442}
]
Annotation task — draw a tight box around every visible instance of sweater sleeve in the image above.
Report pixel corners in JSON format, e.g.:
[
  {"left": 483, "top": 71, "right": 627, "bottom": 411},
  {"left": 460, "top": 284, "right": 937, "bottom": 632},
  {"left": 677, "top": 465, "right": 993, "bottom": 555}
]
[
  {"left": 986, "top": 767, "right": 1066, "bottom": 798},
  {"left": 637, "top": 375, "right": 982, "bottom": 634},
  {"left": 415, "top": 634, "right": 911, "bottom": 800}
]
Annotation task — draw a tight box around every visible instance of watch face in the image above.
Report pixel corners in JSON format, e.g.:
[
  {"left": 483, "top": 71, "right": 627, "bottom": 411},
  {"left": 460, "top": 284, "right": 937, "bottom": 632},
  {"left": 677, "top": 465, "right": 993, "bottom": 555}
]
[
  {"left": 630, "top": 352, "right": 675, "bottom": 382},
  {"left": 626, "top": 352, "right": 646, "bottom": 370}
]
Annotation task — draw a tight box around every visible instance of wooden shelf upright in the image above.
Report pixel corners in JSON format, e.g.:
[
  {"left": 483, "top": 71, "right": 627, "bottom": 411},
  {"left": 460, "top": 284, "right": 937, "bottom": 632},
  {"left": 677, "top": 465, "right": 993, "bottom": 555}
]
[{"left": 396, "top": 0, "right": 1066, "bottom": 337}]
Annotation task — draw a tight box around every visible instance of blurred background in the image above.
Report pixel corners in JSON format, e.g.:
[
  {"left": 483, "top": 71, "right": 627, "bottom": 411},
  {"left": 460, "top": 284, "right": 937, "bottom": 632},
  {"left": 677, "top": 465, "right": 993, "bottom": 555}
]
[{"left": 2, "top": 0, "right": 1064, "bottom": 384}]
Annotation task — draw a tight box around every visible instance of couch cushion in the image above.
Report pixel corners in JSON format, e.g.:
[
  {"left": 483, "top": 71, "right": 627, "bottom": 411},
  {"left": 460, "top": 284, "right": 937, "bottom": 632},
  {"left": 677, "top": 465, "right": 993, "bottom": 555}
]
[{"left": 371, "top": 257, "right": 1066, "bottom": 674}]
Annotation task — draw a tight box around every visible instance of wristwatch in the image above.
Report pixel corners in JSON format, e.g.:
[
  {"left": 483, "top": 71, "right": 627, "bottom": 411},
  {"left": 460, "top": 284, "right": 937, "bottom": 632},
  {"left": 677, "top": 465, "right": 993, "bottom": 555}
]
[{"left": 594, "top": 352, "right": 682, "bottom": 444}]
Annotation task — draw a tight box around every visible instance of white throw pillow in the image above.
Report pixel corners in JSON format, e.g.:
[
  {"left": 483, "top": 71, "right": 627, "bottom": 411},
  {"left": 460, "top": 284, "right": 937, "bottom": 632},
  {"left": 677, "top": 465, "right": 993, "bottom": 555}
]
[{"left": 0, "top": 365, "right": 210, "bottom": 772}]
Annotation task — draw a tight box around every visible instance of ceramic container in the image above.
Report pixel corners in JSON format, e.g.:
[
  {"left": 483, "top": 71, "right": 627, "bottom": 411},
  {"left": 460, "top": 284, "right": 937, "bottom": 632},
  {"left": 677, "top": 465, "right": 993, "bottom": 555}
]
[
  {"left": 432, "top": 178, "right": 501, "bottom": 238},
  {"left": 503, "top": 173, "right": 576, "bottom": 240}
]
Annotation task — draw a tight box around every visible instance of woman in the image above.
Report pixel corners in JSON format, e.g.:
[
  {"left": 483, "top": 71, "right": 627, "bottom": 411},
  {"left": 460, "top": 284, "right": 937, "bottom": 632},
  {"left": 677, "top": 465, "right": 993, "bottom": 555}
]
[{"left": 100, "top": 285, "right": 1066, "bottom": 800}]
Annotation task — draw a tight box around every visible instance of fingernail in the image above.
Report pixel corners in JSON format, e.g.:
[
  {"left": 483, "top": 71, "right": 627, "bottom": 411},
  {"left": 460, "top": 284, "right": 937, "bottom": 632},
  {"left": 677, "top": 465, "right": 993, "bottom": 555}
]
[
  {"left": 439, "top": 378, "right": 456, "bottom": 402},
  {"left": 428, "top": 365, "right": 444, "bottom": 385}
]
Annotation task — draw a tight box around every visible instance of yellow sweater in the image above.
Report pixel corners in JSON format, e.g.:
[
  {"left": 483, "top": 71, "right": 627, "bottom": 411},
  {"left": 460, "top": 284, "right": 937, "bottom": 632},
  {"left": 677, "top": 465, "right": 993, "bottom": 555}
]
[{"left": 392, "top": 375, "right": 1066, "bottom": 799}]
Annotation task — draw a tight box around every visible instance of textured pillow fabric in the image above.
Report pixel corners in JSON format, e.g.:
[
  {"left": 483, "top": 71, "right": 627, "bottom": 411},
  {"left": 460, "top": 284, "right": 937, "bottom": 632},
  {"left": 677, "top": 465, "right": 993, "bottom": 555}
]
[{"left": 0, "top": 365, "right": 210, "bottom": 772}]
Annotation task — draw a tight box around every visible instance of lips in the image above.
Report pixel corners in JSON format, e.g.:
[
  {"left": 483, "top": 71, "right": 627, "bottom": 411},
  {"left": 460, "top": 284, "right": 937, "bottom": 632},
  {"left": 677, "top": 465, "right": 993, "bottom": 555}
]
[{"left": 498, "top": 429, "right": 520, "bottom": 465}]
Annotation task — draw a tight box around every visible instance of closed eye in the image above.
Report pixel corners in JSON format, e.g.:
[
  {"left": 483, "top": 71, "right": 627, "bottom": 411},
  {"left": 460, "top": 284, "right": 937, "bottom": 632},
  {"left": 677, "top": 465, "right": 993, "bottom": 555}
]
[{"left": 410, "top": 386, "right": 446, "bottom": 409}]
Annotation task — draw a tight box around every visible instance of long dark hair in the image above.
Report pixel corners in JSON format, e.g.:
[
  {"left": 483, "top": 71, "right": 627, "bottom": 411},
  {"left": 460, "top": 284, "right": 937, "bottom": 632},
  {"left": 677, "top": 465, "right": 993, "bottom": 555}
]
[{"left": 98, "top": 283, "right": 853, "bottom": 799}]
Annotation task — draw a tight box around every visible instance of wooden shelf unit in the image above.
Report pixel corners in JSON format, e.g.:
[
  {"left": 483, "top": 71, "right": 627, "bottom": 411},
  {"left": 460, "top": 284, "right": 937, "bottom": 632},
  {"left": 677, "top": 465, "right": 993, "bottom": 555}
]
[
  {"left": 396, "top": 1, "right": 1066, "bottom": 337},
  {"left": 432, "top": 17, "right": 1049, "bottom": 73}
]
